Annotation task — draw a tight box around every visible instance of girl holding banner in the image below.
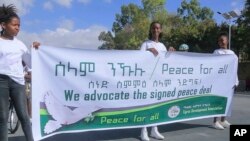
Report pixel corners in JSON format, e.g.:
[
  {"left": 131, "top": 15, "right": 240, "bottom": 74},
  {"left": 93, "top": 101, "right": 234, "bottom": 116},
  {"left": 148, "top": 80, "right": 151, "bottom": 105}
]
[
  {"left": 212, "top": 32, "right": 239, "bottom": 130},
  {"left": 0, "top": 4, "right": 40, "bottom": 141},
  {"left": 140, "top": 21, "right": 173, "bottom": 141}
]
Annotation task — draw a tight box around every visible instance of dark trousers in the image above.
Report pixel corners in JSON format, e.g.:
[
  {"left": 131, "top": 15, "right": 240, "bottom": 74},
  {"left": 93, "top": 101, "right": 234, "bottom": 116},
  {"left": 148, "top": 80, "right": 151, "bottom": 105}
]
[{"left": 0, "top": 74, "right": 33, "bottom": 141}]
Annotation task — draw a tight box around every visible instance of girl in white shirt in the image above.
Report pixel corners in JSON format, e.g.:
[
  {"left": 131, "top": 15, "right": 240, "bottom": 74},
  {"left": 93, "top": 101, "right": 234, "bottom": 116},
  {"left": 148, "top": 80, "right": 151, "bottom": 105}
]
[
  {"left": 212, "top": 32, "right": 239, "bottom": 130},
  {"left": 140, "top": 21, "right": 170, "bottom": 141},
  {"left": 0, "top": 4, "right": 39, "bottom": 141}
]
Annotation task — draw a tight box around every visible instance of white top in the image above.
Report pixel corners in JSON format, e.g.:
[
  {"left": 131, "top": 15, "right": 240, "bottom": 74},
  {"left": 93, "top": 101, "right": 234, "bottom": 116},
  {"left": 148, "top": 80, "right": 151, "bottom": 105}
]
[
  {"left": 213, "top": 48, "right": 236, "bottom": 55},
  {"left": 140, "top": 40, "right": 167, "bottom": 52},
  {"left": 0, "top": 37, "right": 31, "bottom": 85},
  {"left": 213, "top": 48, "right": 239, "bottom": 86}
]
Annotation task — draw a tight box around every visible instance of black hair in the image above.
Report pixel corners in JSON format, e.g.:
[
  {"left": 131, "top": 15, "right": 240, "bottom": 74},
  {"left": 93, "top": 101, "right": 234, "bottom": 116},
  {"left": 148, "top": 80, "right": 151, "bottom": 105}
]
[
  {"left": 148, "top": 21, "right": 163, "bottom": 40},
  {"left": 218, "top": 32, "right": 229, "bottom": 39},
  {"left": 217, "top": 32, "right": 229, "bottom": 48},
  {"left": 0, "top": 4, "right": 19, "bottom": 35}
]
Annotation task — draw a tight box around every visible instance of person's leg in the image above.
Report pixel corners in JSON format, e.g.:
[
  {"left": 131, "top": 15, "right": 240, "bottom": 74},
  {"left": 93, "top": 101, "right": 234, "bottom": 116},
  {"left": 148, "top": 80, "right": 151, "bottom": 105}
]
[
  {"left": 150, "top": 126, "right": 164, "bottom": 140},
  {"left": 27, "top": 98, "right": 32, "bottom": 118},
  {"left": 221, "top": 117, "right": 225, "bottom": 121},
  {"left": 141, "top": 127, "right": 150, "bottom": 141},
  {"left": 220, "top": 116, "right": 230, "bottom": 128},
  {"left": 0, "top": 76, "right": 10, "bottom": 141},
  {"left": 10, "top": 80, "right": 33, "bottom": 141},
  {"left": 213, "top": 117, "right": 218, "bottom": 123},
  {"left": 213, "top": 117, "right": 224, "bottom": 129}
]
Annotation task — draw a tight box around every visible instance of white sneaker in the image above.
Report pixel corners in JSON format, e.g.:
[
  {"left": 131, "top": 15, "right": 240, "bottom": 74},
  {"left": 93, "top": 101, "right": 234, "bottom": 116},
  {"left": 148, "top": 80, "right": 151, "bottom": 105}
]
[
  {"left": 150, "top": 126, "right": 164, "bottom": 140},
  {"left": 141, "top": 127, "right": 150, "bottom": 141},
  {"left": 220, "top": 120, "right": 231, "bottom": 128},
  {"left": 213, "top": 121, "right": 224, "bottom": 130}
]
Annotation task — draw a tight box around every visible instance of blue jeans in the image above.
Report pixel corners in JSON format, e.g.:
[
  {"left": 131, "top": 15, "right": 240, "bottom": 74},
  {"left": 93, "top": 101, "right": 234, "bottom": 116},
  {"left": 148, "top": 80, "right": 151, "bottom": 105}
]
[{"left": 0, "top": 74, "right": 33, "bottom": 141}]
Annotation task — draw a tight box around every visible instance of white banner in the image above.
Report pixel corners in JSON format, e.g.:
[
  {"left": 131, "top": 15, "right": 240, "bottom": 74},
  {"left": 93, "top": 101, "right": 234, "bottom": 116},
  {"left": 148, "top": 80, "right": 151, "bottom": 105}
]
[{"left": 32, "top": 46, "right": 238, "bottom": 140}]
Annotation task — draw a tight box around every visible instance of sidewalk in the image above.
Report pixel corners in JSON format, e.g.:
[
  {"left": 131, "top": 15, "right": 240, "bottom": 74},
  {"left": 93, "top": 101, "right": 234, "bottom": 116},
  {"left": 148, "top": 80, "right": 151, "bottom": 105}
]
[{"left": 9, "top": 93, "right": 250, "bottom": 141}]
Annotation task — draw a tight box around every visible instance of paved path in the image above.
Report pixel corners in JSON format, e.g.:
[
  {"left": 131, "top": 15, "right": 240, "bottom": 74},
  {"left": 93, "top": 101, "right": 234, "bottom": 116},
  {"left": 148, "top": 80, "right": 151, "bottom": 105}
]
[{"left": 9, "top": 93, "right": 250, "bottom": 141}]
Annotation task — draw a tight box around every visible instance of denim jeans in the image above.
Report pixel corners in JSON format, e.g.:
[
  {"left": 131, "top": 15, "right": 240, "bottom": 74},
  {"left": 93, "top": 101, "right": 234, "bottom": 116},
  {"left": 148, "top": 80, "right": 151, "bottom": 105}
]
[{"left": 0, "top": 74, "right": 33, "bottom": 141}]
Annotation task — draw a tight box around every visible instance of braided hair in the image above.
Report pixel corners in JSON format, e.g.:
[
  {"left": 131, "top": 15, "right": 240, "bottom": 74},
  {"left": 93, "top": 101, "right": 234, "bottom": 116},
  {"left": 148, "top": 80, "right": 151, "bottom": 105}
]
[{"left": 0, "top": 4, "right": 19, "bottom": 35}]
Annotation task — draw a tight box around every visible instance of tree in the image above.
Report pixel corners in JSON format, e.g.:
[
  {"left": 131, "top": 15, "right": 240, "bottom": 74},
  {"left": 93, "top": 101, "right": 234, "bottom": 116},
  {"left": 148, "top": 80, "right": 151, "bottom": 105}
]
[
  {"left": 234, "top": 0, "right": 250, "bottom": 58},
  {"left": 98, "top": 31, "right": 115, "bottom": 50},
  {"left": 244, "top": 0, "right": 250, "bottom": 24},
  {"left": 142, "top": 0, "right": 166, "bottom": 20},
  {"left": 177, "top": 0, "right": 213, "bottom": 22},
  {"left": 170, "top": 0, "right": 215, "bottom": 52},
  {"left": 99, "top": 0, "right": 168, "bottom": 50},
  {"left": 98, "top": 0, "right": 216, "bottom": 52},
  {"left": 110, "top": 3, "right": 150, "bottom": 50}
]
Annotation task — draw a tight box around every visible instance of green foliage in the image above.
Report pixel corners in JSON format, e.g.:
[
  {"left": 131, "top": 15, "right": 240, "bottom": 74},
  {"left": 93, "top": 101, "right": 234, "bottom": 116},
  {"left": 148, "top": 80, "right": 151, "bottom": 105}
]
[
  {"left": 170, "top": 0, "right": 215, "bottom": 52},
  {"left": 245, "top": 0, "right": 250, "bottom": 23},
  {"left": 108, "top": 3, "right": 151, "bottom": 50},
  {"left": 98, "top": 0, "right": 224, "bottom": 53},
  {"left": 233, "top": 0, "right": 250, "bottom": 57},
  {"left": 142, "top": 0, "right": 166, "bottom": 19},
  {"left": 99, "top": 0, "right": 170, "bottom": 50},
  {"left": 177, "top": 0, "right": 213, "bottom": 22},
  {"left": 112, "top": 4, "right": 141, "bottom": 33},
  {"left": 98, "top": 31, "right": 115, "bottom": 50}
]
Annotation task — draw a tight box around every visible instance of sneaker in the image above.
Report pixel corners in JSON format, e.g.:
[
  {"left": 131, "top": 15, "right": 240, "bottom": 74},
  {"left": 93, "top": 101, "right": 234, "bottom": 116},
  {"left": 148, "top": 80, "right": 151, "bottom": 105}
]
[
  {"left": 213, "top": 121, "right": 224, "bottom": 130},
  {"left": 220, "top": 120, "right": 231, "bottom": 128},
  {"left": 150, "top": 126, "right": 164, "bottom": 140},
  {"left": 141, "top": 127, "right": 150, "bottom": 141}
]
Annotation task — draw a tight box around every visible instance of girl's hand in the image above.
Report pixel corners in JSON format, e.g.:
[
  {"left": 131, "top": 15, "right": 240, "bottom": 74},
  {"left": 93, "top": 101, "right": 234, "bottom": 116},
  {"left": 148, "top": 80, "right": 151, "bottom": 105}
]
[
  {"left": 24, "top": 72, "right": 31, "bottom": 82},
  {"left": 168, "top": 46, "right": 176, "bottom": 51},
  {"left": 32, "top": 41, "right": 41, "bottom": 49},
  {"left": 147, "top": 48, "right": 159, "bottom": 56}
]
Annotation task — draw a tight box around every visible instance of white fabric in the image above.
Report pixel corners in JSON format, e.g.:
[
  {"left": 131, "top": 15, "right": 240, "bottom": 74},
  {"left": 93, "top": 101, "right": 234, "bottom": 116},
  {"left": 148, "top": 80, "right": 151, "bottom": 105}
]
[
  {"left": 140, "top": 40, "right": 167, "bottom": 52},
  {"left": 0, "top": 37, "right": 31, "bottom": 85},
  {"left": 213, "top": 48, "right": 239, "bottom": 86},
  {"left": 32, "top": 46, "right": 238, "bottom": 140},
  {"left": 213, "top": 48, "right": 239, "bottom": 117},
  {"left": 213, "top": 48, "right": 236, "bottom": 55}
]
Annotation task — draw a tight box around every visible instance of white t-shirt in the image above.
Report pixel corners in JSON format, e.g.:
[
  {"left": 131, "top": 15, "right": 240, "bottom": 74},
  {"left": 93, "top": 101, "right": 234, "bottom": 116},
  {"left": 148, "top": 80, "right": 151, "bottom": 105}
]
[
  {"left": 213, "top": 48, "right": 239, "bottom": 86},
  {"left": 213, "top": 48, "right": 236, "bottom": 55},
  {"left": 140, "top": 40, "right": 167, "bottom": 52},
  {"left": 0, "top": 37, "right": 31, "bottom": 85}
]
